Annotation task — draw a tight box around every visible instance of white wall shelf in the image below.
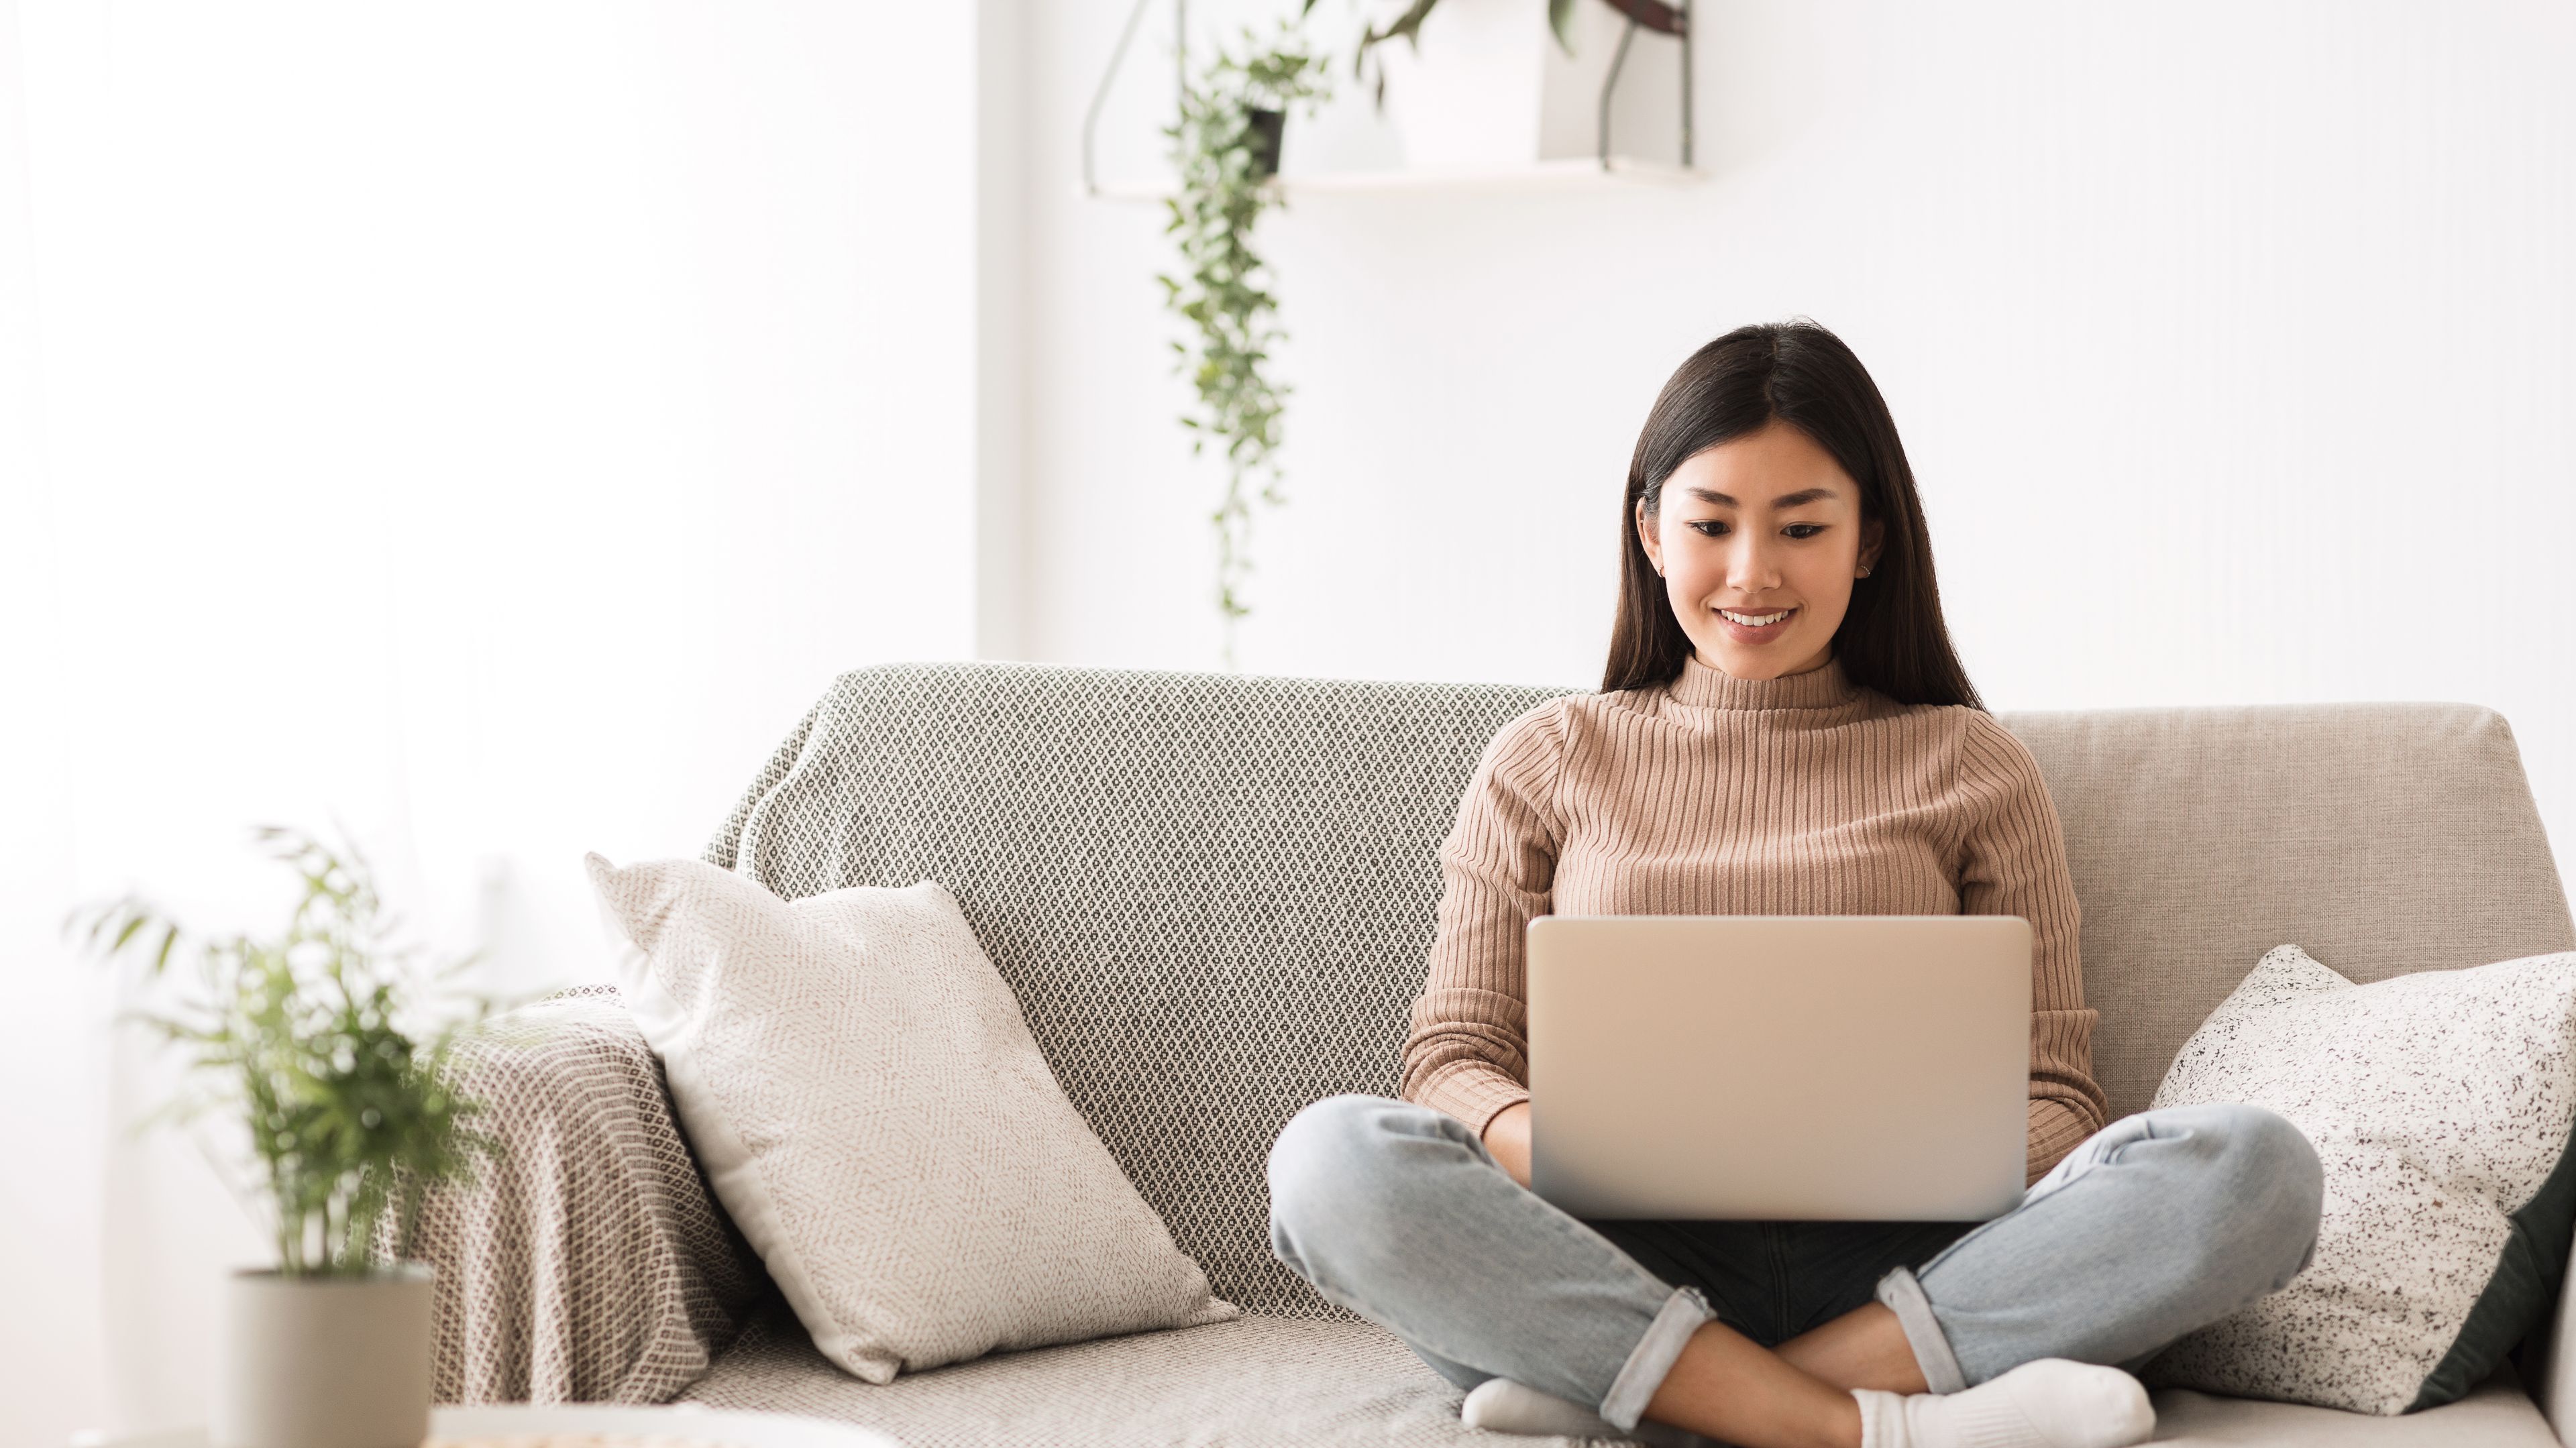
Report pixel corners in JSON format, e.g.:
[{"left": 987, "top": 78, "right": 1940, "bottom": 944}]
[{"left": 1083, "top": 0, "right": 1696, "bottom": 203}]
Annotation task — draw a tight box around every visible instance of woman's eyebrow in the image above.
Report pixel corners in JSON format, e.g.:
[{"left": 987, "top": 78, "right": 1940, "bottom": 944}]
[{"left": 1684, "top": 486, "right": 1839, "bottom": 508}]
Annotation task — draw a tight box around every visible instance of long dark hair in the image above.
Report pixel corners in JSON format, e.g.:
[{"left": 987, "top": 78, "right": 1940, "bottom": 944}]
[{"left": 1601, "top": 320, "right": 1983, "bottom": 710}]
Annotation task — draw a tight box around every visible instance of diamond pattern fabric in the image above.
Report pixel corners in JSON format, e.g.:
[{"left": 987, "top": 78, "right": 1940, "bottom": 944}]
[
  {"left": 393, "top": 987, "right": 765, "bottom": 1403},
  {"left": 707, "top": 661, "right": 1571, "bottom": 1319}
]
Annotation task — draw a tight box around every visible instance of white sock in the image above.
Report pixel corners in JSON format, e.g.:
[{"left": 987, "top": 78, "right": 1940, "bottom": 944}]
[
  {"left": 1458, "top": 1379, "right": 1722, "bottom": 1447},
  {"left": 1462, "top": 1378, "right": 1622, "bottom": 1438},
  {"left": 1854, "top": 1359, "right": 2154, "bottom": 1448}
]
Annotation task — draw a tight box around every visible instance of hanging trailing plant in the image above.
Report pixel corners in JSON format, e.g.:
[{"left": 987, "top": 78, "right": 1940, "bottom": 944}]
[{"left": 1159, "top": 25, "right": 1328, "bottom": 668}]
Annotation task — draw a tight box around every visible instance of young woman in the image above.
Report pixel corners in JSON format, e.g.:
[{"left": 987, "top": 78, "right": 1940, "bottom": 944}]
[{"left": 1265, "top": 322, "right": 2325, "bottom": 1448}]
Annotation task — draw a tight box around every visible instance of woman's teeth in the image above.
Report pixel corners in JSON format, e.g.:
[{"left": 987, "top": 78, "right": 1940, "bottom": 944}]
[{"left": 1719, "top": 608, "right": 1792, "bottom": 626}]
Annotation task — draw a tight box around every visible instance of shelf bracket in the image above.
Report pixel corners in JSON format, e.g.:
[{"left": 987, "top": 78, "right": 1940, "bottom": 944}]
[{"left": 1082, "top": 0, "right": 1179, "bottom": 199}]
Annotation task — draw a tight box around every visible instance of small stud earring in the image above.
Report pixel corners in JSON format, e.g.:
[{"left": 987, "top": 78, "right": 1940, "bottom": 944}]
[{"left": 1857, "top": 564, "right": 1872, "bottom": 578}]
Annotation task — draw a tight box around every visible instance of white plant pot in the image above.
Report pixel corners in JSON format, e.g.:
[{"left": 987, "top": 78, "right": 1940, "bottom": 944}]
[
  {"left": 1375, "top": 0, "right": 1672, "bottom": 170},
  {"left": 215, "top": 1265, "right": 435, "bottom": 1448}
]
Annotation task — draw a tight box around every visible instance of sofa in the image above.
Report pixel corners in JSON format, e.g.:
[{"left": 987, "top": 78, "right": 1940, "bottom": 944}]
[{"left": 413, "top": 661, "right": 2576, "bottom": 1447}]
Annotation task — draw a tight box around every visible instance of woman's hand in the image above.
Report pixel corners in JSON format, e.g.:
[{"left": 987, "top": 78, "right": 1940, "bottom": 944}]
[{"left": 1482, "top": 1101, "right": 1534, "bottom": 1188}]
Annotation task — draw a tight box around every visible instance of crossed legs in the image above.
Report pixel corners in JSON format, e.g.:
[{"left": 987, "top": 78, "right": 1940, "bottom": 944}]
[{"left": 1266, "top": 1095, "right": 2321, "bottom": 1447}]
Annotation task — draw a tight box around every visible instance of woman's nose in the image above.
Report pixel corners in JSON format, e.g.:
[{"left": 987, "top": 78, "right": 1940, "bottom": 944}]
[{"left": 1727, "top": 535, "right": 1781, "bottom": 592}]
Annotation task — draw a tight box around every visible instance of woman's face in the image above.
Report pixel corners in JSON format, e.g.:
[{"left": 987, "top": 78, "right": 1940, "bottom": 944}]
[{"left": 1635, "top": 422, "right": 1884, "bottom": 681}]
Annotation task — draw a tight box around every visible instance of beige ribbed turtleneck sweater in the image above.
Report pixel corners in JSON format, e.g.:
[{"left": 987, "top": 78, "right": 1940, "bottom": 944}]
[{"left": 1401, "top": 653, "right": 2108, "bottom": 1184}]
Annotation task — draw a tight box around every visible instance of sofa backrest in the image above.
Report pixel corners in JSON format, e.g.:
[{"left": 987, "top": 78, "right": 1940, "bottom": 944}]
[
  {"left": 709, "top": 663, "right": 2574, "bottom": 1319},
  {"left": 2004, "top": 704, "right": 2573, "bottom": 1119}
]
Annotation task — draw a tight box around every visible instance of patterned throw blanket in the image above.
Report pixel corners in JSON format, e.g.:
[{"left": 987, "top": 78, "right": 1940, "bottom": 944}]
[{"left": 396, "top": 986, "right": 767, "bottom": 1402}]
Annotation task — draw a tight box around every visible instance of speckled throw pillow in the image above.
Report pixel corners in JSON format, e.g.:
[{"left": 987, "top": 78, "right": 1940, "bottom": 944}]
[{"left": 2145, "top": 944, "right": 2576, "bottom": 1414}]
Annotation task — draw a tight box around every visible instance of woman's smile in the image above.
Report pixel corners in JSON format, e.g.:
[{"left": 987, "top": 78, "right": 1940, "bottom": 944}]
[{"left": 1716, "top": 606, "right": 1798, "bottom": 640}]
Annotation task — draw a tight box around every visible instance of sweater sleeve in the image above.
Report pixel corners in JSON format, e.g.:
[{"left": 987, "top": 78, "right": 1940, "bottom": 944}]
[
  {"left": 1955, "top": 712, "right": 2109, "bottom": 1183},
  {"left": 1398, "top": 704, "right": 1569, "bottom": 1137}
]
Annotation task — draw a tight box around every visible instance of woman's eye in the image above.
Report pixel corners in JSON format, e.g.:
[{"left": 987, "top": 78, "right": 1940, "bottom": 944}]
[{"left": 1688, "top": 520, "right": 1824, "bottom": 539}]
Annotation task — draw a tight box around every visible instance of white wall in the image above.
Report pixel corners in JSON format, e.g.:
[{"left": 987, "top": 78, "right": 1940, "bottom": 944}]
[
  {"left": 0, "top": 4, "right": 111, "bottom": 1445},
  {"left": 0, "top": 4, "right": 985, "bottom": 1442},
  {"left": 1014, "top": 0, "right": 2576, "bottom": 869}
]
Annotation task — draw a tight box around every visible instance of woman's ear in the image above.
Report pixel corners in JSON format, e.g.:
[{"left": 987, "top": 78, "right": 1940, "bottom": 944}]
[
  {"left": 1635, "top": 498, "right": 1664, "bottom": 577},
  {"left": 1859, "top": 516, "right": 1886, "bottom": 577}
]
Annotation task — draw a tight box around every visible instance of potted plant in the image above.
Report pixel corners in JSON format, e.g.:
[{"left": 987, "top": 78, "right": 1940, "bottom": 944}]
[
  {"left": 1161, "top": 25, "right": 1330, "bottom": 666},
  {"left": 1342, "top": 0, "right": 1688, "bottom": 170},
  {"left": 77, "top": 828, "right": 504, "bottom": 1448},
  {"left": 1350, "top": 0, "right": 1687, "bottom": 58}
]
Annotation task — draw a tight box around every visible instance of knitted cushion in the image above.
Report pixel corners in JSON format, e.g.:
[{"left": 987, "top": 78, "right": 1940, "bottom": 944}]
[
  {"left": 2147, "top": 945, "right": 2576, "bottom": 1414},
  {"left": 588, "top": 855, "right": 1236, "bottom": 1381}
]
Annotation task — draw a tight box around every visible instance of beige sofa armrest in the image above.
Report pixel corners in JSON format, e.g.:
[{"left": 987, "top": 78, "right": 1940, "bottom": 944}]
[
  {"left": 2528, "top": 1217, "right": 2576, "bottom": 1445},
  {"left": 398, "top": 987, "right": 767, "bottom": 1404}
]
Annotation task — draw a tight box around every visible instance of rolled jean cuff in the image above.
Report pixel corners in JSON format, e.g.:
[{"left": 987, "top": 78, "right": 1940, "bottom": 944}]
[
  {"left": 1598, "top": 1286, "right": 1716, "bottom": 1430},
  {"left": 1875, "top": 1266, "right": 1967, "bottom": 1394}
]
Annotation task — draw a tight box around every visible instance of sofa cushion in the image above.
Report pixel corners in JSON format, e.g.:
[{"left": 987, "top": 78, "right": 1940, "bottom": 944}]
[
  {"left": 2149, "top": 1373, "right": 2557, "bottom": 1446},
  {"left": 588, "top": 856, "right": 1235, "bottom": 1384},
  {"left": 673, "top": 1304, "right": 2558, "bottom": 1448},
  {"left": 678, "top": 1311, "right": 1494, "bottom": 1447},
  {"left": 2147, "top": 945, "right": 2576, "bottom": 1414}
]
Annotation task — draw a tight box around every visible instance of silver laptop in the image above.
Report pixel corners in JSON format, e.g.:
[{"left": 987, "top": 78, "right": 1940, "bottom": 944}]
[{"left": 1526, "top": 915, "right": 2031, "bottom": 1222}]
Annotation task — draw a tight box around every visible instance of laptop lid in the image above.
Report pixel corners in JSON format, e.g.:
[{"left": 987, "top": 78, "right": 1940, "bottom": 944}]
[{"left": 1526, "top": 915, "right": 2031, "bottom": 1222}]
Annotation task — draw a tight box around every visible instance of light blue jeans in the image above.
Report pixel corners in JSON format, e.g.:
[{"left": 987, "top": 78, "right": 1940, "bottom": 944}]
[{"left": 1267, "top": 1096, "right": 2322, "bottom": 1433}]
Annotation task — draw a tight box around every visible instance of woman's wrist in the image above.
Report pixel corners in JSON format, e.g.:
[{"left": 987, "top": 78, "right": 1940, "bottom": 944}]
[{"left": 1483, "top": 1100, "right": 1534, "bottom": 1187}]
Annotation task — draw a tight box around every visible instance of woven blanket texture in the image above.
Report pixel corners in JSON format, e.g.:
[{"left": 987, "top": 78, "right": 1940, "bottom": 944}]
[
  {"left": 400, "top": 986, "right": 765, "bottom": 1404},
  {"left": 706, "top": 661, "right": 1567, "bottom": 1319}
]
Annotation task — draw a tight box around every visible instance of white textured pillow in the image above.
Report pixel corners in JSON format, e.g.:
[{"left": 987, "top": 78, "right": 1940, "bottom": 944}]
[
  {"left": 586, "top": 854, "right": 1236, "bottom": 1383},
  {"left": 2147, "top": 944, "right": 2576, "bottom": 1414}
]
